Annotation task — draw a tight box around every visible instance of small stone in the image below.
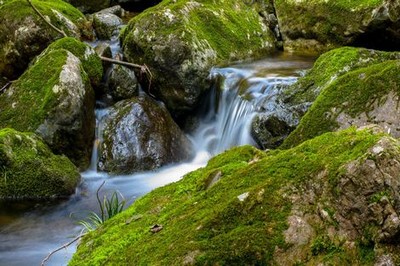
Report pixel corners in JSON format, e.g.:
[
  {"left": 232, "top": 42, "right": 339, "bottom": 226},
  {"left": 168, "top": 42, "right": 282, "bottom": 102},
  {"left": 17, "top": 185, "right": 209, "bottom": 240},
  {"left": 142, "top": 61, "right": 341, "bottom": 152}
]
[
  {"left": 237, "top": 192, "right": 249, "bottom": 202},
  {"left": 150, "top": 224, "right": 163, "bottom": 233}
]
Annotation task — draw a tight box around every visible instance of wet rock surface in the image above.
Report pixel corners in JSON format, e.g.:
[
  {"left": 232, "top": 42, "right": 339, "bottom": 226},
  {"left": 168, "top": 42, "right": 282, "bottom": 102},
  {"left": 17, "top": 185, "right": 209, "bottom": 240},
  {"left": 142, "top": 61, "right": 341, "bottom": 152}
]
[{"left": 99, "top": 94, "right": 193, "bottom": 174}]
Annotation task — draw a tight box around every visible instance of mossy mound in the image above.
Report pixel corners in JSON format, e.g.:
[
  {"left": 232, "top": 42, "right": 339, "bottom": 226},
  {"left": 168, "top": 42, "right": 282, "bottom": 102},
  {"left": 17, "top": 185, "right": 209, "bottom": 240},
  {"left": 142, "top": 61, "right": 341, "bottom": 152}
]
[
  {"left": 0, "top": 0, "right": 87, "bottom": 79},
  {"left": 282, "top": 49, "right": 400, "bottom": 148},
  {"left": 0, "top": 49, "right": 95, "bottom": 168},
  {"left": 71, "top": 127, "right": 400, "bottom": 265},
  {"left": 275, "top": 0, "right": 400, "bottom": 53},
  {"left": 0, "top": 128, "right": 80, "bottom": 199},
  {"left": 39, "top": 37, "right": 103, "bottom": 87},
  {"left": 120, "top": 0, "right": 278, "bottom": 117},
  {"left": 283, "top": 47, "right": 400, "bottom": 106}
]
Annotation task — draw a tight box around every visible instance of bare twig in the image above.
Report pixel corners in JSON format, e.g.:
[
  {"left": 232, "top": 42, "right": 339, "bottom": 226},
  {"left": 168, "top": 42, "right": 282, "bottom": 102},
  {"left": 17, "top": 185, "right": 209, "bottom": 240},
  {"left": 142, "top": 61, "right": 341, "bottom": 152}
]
[
  {"left": 27, "top": 0, "right": 67, "bottom": 37},
  {"left": 41, "top": 233, "right": 86, "bottom": 266},
  {"left": 0, "top": 81, "right": 12, "bottom": 94},
  {"left": 96, "top": 180, "right": 106, "bottom": 221}
]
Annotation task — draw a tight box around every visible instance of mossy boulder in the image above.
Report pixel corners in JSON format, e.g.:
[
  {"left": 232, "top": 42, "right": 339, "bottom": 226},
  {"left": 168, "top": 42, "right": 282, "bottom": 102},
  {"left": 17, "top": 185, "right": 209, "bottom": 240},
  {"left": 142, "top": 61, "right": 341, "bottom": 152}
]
[
  {"left": 0, "top": 0, "right": 88, "bottom": 79},
  {"left": 71, "top": 126, "right": 400, "bottom": 265},
  {"left": 0, "top": 128, "right": 80, "bottom": 199},
  {"left": 37, "top": 37, "right": 103, "bottom": 87},
  {"left": 282, "top": 48, "right": 400, "bottom": 148},
  {"left": 275, "top": 0, "right": 400, "bottom": 53},
  {"left": 62, "top": 0, "right": 110, "bottom": 13},
  {"left": 0, "top": 49, "right": 95, "bottom": 169},
  {"left": 98, "top": 94, "right": 193, "bottom": 174},
  {"left": 120, "top": 0, "right": 279, "bottom": 117}
]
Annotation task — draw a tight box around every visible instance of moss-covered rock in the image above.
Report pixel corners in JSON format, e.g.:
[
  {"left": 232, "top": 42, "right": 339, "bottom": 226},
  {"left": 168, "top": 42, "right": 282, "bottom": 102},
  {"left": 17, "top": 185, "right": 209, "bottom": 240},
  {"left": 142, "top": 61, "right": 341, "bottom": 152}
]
[
  {"left": 120, "top": 0, "right": 279, "bottom": 117},
  {"left": 70, "top": 126, "right": 400, "bottom": 265},
  {"left": 38, "top": 37, "right": 103, "bottom": 87},
  {"left": 0, "top": 0, "right": 88, "bottom": 79},
  {"left": 275, "top": 0, "right": 400, "bottom": 53},
  {"left": 0, "top": 49, "right": 95, "bottom": 169},
  {"left": 99, "top": 94, "right": 193, "bottom": 174},
  {"left": 93, "top": 11, "right": 122, "bottom": 40},
  {"left": 0, "top": 128, "right": 80, "bottom": 199},
  {"left": 282, "top": 48, "right": 400, "bottom": 148}
]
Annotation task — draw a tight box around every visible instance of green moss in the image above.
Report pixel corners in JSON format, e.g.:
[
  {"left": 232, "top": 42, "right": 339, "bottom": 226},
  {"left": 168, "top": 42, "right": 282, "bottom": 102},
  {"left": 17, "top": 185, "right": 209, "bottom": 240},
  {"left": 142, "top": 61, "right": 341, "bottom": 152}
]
[
  {"left": 70, "top": 127, "right": 384, "bottom": 265},
  {"left": 284, "top": 47, "right": 400, "bottom": 105},
  {"left": 42, "top": 37, "right": 103, "bottom": 86},
  {"left": 282, "top": 59, "right": 400, "bottom": 148},
  {"left": 0, "top": 128, "right": 79, "bottom": 199}
]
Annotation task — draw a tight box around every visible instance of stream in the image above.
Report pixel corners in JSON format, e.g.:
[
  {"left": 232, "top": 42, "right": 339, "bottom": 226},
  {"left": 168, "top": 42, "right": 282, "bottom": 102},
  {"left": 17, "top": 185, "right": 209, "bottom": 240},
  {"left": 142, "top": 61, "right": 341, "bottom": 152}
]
[{"left": 0, "top": 53, "right": 313, "bottom": 266}]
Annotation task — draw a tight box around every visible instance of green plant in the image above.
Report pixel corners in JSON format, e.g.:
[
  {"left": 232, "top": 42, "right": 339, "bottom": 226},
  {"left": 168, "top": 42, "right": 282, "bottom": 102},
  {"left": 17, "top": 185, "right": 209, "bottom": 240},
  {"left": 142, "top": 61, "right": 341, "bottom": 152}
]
[{"left": 79, "top": 181, "right": 126, "bottom": 232}]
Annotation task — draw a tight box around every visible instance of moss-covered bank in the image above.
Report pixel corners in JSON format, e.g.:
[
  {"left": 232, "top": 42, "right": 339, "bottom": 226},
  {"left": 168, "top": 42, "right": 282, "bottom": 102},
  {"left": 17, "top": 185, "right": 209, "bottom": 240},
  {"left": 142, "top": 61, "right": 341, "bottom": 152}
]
[
  {"left": 120, "top": 0, "right": 279, "bottom": 116},
  {"left": 0, "top": 128, "right": 80, "bottom": 199},
  {"left": 71, "top": 126, "right": 400, "bottom": 265},
  {"left": 282, "top": 48, "right": 400, "bottom": 148}
]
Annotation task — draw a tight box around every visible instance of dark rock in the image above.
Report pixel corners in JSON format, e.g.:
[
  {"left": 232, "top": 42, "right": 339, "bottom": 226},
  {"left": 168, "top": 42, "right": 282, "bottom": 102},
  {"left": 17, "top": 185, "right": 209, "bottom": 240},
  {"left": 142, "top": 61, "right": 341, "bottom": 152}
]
[
  {"left": 63, "top": 0, "right": 110, "bottom": 13},
  {"left": 108, "top": 64, "right": 139, "bottom": 101},
  {"left": 93, "top": 12, "right": 123, "bottom": 40},
  {"left": 99, "top": 94, "right": 193, "bottom": 174}
]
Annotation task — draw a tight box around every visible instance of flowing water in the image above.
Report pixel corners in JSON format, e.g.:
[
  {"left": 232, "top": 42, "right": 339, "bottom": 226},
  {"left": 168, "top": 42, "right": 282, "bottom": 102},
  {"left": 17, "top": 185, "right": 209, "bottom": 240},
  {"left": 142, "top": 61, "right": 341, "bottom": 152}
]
[{"left": 0, "top": 54, "right": 314, "bottom": 266}]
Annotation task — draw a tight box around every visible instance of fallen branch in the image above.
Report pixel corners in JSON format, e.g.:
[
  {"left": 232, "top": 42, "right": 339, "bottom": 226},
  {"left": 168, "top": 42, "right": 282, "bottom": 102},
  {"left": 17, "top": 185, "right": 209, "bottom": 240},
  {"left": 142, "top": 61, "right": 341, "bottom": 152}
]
[
  {"left": 41, "top": 233, "right": 86, "bottom": 266},
  {"left": 0, "top": 81, "right": 12, "bottom": 94},
  {"left": 27, "top": 0, "right": 67, "bottom": 37}
]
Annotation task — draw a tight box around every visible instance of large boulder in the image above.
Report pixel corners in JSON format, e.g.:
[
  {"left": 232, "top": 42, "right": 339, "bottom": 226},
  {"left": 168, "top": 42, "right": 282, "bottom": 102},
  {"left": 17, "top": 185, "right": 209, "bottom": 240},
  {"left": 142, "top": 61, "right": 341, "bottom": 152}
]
[
  {"left": 0, "top": 0, "right": 88, "bottom": 79},
  {"left": 275, "top": 0, "right": 400, "bottom": 53},
  {"left": 0, "top": 49, "right": 95, "bottom": 168},
  {"left": 120, "top": 0, "right": 279, "bottom": 118},
  {"left": 71, "top": 126, "right": 400, "bottom": 265},
  {"left": 98, "top": 95, "right": 193, "bottom": 174},
  {"left": 0, "top": 128, "right": 80, "bottom": 199},
  {"left": 282, "top": 48, "right": 400, "bottom": 148}
]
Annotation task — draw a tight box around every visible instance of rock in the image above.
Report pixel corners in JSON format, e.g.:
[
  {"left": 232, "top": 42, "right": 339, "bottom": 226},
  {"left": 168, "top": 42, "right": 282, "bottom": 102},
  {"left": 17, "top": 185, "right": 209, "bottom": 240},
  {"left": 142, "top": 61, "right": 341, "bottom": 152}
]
[
  {"left": 63, "top": 0, "right": 110, "bottom": 13},
  {"left": 98, "top": 95, "right": 193, "bottom": 174},
  {"left": 37, "top": 37, "right": 103, "bottom": 87},
  {"left": 94, "top": 42, "right": 113, "bottom": 70},
  {"left": 0, "top": 0, "right": 88, "bottom": 79},
  {"left": 71, "top": 127, "right": 400, "bottom": 265},
  {"left": 0, "top": 128, "right": 80, "bottom": 199},
  {"left": 0, "top": 49, "right": 95, "bottom": 169},
  {"left": 93, "top": 12, "right": 123, "bottom": 40},
  {"left": 120, "top": 0, "right": 279, "bottom": 117},
  {"left": 115, "top": 0, "right": 161, "bottom": 11},
  {"left": 97, "top": 5, "right": 123, "bottom": 17},
  {"left": 282, "top": 47, "right": 400, "bottom": 148},
  {"left": 107, "top": 64, "right": 139, "bottom": 101},
  {"left": 274, "top": 0, "right": 400, "bottom": 53}
]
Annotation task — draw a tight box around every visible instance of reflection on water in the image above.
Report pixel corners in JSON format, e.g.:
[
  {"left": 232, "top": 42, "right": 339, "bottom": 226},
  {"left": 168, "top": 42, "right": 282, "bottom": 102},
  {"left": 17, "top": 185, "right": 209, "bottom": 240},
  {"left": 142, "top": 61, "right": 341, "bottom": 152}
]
[{"left": 0, "top": 53, "right": 314, "bottom": 266}]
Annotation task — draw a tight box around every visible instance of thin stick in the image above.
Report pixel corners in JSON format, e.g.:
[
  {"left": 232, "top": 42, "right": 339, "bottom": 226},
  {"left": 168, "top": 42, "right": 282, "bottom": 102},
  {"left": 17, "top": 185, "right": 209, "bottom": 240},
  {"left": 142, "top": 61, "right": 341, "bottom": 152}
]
[
  {"left": 27, "top": 0, "right": 67, "bottom": 37},
  {"left": 96, "top": 180, "right": 106, "bottom": 221},
  {"left": 0, "top": 82, "right": 12, "bottom": 94},
  {"left": 41, "top": 233, "right": 86, "bottom": 266},
  {"left": 100, "top": 56, "right": 146, "bottom": 69}
]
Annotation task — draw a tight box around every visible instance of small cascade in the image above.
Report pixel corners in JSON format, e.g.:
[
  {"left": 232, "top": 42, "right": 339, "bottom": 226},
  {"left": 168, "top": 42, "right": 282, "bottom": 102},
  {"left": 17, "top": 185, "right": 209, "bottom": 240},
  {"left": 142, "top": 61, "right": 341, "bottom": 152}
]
[{"left": 86, "top": 105, "right": 109, "bottom": 173}]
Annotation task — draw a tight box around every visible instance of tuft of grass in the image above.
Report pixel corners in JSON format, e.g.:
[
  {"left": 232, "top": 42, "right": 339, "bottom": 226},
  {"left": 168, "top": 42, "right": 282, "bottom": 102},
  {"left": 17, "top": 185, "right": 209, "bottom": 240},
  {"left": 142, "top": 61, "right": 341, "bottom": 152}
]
[{"left": 79, "top": 181, "right": 126, "bottom": 232}]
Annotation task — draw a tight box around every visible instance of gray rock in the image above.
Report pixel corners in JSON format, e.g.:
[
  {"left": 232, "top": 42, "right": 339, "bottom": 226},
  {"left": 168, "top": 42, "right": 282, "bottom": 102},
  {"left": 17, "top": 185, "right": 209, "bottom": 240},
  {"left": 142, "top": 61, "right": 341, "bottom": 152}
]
[
  {"left": 64, "top": 0, "right": 110, "bottom": 13},
  {"left": 93, "top": 12, "right": 123, "bottom": 40},
  {"left": 108, "top": 64, "right": 139, "bottom": 101},
  {"left": 99, "top": 95, "right": 193, "bottom": 174}
]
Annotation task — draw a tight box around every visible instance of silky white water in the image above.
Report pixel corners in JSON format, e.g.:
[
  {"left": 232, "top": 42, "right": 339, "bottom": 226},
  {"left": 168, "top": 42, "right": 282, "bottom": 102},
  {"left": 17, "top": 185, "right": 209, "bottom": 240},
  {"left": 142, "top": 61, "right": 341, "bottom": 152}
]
[{"left": 0, "top": 54, "right": 313, "bottom": 266}]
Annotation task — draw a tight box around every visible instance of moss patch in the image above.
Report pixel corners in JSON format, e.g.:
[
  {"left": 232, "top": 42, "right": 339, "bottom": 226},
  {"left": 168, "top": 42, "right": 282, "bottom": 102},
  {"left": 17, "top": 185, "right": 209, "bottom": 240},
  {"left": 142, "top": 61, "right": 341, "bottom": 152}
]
[
  {"left": 282, "top": 58, "right": 400, "bottom": 148},
  {"left": 41, "top": 37, "right": 103, "bottom": 86},
  {"left": 70, "top": 127, "right": 386, "bottom": 265},
  {"left": 0, "top": 128, "right": 79, "bottom": 199}
]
